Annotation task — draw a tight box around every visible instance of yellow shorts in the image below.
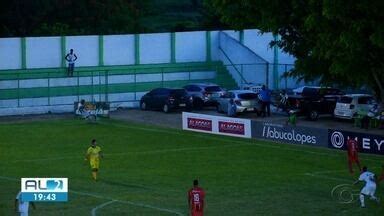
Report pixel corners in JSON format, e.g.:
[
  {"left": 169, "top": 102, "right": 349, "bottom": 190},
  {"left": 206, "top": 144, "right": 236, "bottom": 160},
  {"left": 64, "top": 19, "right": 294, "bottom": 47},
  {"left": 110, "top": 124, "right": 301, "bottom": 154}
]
[{"left": 90, "top": 158, "right": 100, "bottom": 170}]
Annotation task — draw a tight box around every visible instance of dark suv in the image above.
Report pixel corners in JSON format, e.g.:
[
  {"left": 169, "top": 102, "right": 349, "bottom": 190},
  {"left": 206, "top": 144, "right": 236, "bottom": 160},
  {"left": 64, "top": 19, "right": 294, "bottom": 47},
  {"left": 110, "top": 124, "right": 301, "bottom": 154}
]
[
  {"left": 140, "top": 88, "right": 193, "bottom": 113},
  {"left": 183, "top": 83, "right": 226, "bottom": 108},
  {"left": 286, "top": 87, "right": 345, "bottom": 120}
]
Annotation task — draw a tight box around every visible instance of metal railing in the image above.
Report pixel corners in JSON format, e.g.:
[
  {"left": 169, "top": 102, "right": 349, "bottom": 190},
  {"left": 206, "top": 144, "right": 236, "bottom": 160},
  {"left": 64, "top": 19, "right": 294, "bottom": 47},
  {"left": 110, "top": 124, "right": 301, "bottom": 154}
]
[
  {"left": 0, "top": 64, "right": 224, "bottom": 108},
  {"left": 0, "top": 63, "right": 296, "bottom": 110}
]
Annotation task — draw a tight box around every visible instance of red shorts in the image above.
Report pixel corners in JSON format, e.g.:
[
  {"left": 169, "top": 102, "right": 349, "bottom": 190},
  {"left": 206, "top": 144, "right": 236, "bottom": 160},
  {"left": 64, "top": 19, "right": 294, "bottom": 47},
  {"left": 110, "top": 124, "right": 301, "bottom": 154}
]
[{"left": 191, "top": 211, "right": 203, "bottom": 216}]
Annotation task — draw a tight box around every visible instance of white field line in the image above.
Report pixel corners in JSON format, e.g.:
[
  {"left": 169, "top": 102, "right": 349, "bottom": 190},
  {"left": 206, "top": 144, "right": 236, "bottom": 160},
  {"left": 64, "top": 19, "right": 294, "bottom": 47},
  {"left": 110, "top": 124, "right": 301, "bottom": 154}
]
[
  {"left": 101, "top": 122, "right": 384, "bottom": 161},
  {"left": 12, "top": 123, "right": 383, "bottom": 163},
  {"left": 309, "top": 169, "right": 349, "bottom": 175},
  {"left": 13, "top": 143, "right": 251, "bottom": 162},
  {"left": 0, "top": 176, "right": 184, "bottom": 216},
  {"left": 91, "top": 200, "right": 117, "bottom": 216},
  {"left": 4, "top": 120, "right": 383, "bottom": 163},
  {"left": 7, "top": 121, "right": 383, "bottom": 163},
  {"left": 303, "top": 173, "right": 353, "bottom": 183},
  {"left": 300, "top": 166, "right": 384, "bottom": 183}
]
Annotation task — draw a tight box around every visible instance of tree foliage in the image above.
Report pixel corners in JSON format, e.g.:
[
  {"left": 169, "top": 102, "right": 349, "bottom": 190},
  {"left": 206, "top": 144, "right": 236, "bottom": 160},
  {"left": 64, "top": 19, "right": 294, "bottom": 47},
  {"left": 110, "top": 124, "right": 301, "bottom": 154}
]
[
  {"left": 0, "top": 0, "right": 149, "bottom": 37},
  {"left": 209, "top": 0, "right": 384, "bottom": 101}
]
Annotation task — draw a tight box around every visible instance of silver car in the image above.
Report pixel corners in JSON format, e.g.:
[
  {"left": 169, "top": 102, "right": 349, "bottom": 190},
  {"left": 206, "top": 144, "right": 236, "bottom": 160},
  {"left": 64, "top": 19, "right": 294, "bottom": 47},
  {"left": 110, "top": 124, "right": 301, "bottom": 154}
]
[
  {"left": 183, "top": 83, "right": 226, "bottom": 108},
  {"left": 334, "top": 94, "right": 376, "bottom": 119},
  {"left": 216, "top": 90, "right": 262, "bottom": 114}
]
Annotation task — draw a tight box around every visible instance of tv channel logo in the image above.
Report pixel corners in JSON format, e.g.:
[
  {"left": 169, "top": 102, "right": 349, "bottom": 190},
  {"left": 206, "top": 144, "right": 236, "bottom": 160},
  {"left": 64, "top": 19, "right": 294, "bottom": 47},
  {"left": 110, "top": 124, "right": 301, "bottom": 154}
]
[{"left": 21, "top": 178, "right": 68, "bottom": 202}]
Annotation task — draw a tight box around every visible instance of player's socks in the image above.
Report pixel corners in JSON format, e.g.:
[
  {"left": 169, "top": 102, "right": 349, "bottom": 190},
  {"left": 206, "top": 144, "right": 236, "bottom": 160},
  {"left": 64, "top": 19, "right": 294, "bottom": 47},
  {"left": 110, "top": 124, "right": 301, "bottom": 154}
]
[
  {"left": 360, "top": 194, "right": 365, "bottom": 207},
  {"left": 370, "top": 196, "right": 379, "bottom": 203},
  {"left": 92, "top": 172, "right": 97, "bottom": 181}
]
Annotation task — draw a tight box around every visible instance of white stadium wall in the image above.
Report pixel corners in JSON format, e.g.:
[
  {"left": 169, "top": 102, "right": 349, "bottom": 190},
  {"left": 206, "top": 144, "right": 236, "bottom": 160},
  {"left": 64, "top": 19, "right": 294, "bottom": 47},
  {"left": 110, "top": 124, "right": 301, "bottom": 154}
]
[
  {"left": 222, "top": 30, "right": 240, "bottom": 41},
  {"left": 175, "top": 31, "right": 206, "bottom": 62},
  {"left": 0, "top": 29, "right": 295, "bottom": 70},
  {"left": 104, "top": 35, "right": 135, "bottom": 66},
  {"left": 243, "top": 30, "right": 274, "bottom": 63},
  {"left": 0, "top": 29, "right": 309, "bottom": 115},
  {"left": 140, "top": 33, "right": 171, "bottom": 64},
  {"left": 219, "top": 31, "right": 268, "bottom": 87},
  {"left": 242, "top": 30, "right": 308, "bottom": 89},
  {"left": 210, "top": 31, "right": 220, "bottom": 61},
  {"left": 26, "top": 36, "right": 62, "bottom": 69},
  {"left": 0, "top": 38, "right": 22, "bottom": 70},
  {"left": 66, "top": 35, "right": 99, "bottom": 67}
]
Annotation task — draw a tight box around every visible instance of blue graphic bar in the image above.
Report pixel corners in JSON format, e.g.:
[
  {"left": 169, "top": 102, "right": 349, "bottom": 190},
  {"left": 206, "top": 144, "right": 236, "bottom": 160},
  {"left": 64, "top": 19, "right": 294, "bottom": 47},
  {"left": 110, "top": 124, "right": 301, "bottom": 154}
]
[{"left": 21, "top": 192, "right": 68, "bottom": 202}]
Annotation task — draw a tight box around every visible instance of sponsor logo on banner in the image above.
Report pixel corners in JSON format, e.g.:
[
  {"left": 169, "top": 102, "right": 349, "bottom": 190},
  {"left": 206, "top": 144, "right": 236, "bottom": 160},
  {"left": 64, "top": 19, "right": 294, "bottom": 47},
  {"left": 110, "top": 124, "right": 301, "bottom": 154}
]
[
  {"left": 187, "top": 117, "right": 212, "bottom": 131},
  {"left": 182, "top": 112, "right": 251, "bottom": 138},
  {"left": 261, "top": 123, "right": 317, "bottom": 145},
  {"left": 330, "top": 131, "right": 345, "bottom": 149},
  {"left": 218, "top": 121, "right": 245, "bottom": 135},
  {"left": 328, "top": 130, "right": 384, "bottom": 155}
]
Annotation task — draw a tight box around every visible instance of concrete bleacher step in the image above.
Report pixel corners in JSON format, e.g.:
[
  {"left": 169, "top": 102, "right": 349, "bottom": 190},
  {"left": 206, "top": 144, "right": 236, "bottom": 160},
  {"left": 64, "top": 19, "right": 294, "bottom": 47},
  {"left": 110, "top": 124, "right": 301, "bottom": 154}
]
[{"left": 0, "top": 62, "right": 239, "bottom": 102}]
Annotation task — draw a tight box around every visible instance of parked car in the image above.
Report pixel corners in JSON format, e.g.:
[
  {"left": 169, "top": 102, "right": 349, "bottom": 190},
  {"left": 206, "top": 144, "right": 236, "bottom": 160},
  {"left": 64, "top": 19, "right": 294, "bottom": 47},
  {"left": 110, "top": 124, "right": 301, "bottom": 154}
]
[
  {"left": 140, "top": 88, "right": 193, "bottom": 113},
  {"left": 241, "top": 83, "right": 264, "bottom": 94},
  {"left": 286, "top": 87, "right": 345, "bottom": 120},
  {"left": 334, "top": 94, "right": 376, "bottom": 119},
  {"left": 216, "top": 90, "right": 262, "bottom": 115},
  {"left": 292, "top": 86, "right": 322, "bottom": 95},
  {"left": 183, "top": 83, "right": 226, "bottom": 108}
]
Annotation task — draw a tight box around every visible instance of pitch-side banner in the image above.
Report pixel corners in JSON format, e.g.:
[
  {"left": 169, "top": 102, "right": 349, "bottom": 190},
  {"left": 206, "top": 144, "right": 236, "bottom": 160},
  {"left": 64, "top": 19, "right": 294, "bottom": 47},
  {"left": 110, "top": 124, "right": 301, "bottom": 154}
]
[
  {"left": 251, "top": 121, "right": 328, "bottom": 147},
  {"left": 328, "top": 129, "right": 384, "bottom": 155},
  {"left": 182, "top": 112, "right": 252, "bottom": 138}
]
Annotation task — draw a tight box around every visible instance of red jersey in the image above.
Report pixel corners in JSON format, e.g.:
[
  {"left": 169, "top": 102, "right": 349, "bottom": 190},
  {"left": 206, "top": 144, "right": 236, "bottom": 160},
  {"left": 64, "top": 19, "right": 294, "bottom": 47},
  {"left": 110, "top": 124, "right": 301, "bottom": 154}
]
[
  {"left": 188, "top": 187, "right": 205, "bottom": 213},
  {"left": 347, "top": 139, "right": 358, "bottom": 157}
]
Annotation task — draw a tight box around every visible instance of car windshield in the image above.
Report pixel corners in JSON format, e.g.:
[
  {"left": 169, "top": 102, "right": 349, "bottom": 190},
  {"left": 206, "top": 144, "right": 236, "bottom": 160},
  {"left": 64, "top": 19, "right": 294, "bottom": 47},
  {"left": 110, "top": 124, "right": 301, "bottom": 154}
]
[
  {"left": 205, "top": 86, "right": 222, "bottom": 92},
  {"left": 238, "top": 93, "right": 258, "bottom": 100},
  {"left": 339, "top": 96, "right": 353, "bottom": 104},
  {"left": 170, "top": 89, "right": 187, "bottom": 97}
]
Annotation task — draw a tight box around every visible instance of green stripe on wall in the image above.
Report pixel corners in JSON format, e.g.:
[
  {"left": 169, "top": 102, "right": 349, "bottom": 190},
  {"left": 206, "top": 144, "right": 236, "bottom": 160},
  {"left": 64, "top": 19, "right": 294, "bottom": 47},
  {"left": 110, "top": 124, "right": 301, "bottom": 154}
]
[
  {"left": 61, "top": 36, "right": 66, "bottom": 68},
  {"left": 0, "top": 61, "right": 239, "bottom": 100},
  {"left": 0, "top": 61, "right": 225, "bottom": 80},
  {"left": 206, "top": 31, "right": 211, "bottom": 62},
  {"left": 134, "top": 34, "right": 140, "bottom": 65},
  {"left": 0, "top": 78, "right": 237, "bottom": 100},
  {"left": 171, "top": 32, "right": 176, "bottom": 63},
  {"left": 99, "top": 35, "right": 104, "bottom": 66},
  {"left": 239, "top": 30, "right": 244, "bottom": 44},
  {"left": 21, "top": 38, "right": 26, "bottom": 69}
]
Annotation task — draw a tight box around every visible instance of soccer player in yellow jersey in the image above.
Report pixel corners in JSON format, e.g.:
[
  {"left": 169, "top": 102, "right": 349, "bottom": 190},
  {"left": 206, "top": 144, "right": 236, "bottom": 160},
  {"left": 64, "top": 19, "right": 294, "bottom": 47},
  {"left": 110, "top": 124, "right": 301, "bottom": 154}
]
[{"left": 85, "top": 139, "right": 103, "bottom": 181}]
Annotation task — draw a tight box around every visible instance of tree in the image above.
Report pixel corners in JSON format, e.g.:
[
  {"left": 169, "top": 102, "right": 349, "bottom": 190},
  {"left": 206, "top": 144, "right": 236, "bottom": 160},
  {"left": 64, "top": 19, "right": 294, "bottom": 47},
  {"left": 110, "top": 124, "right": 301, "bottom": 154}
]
[
  {"left": 208, "top": 0, "right": 384, "bottom": 102},
  {"left": 0, "top": 0, "right": 149, "bottom": 36}
]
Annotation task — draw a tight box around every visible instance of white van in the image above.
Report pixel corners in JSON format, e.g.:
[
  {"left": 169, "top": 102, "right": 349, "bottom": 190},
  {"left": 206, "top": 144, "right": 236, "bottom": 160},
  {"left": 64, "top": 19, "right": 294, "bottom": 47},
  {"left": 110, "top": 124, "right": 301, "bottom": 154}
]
[{"left": 334, "top": 94, "right": 376, "bottom": 119}]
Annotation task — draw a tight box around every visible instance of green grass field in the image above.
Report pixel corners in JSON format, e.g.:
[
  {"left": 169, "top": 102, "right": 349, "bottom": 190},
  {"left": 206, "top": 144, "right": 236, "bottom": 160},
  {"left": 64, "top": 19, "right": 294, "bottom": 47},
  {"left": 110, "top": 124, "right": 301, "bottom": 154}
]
[{"left": 0, "top": 118, "right": 383, "bottom": 215}]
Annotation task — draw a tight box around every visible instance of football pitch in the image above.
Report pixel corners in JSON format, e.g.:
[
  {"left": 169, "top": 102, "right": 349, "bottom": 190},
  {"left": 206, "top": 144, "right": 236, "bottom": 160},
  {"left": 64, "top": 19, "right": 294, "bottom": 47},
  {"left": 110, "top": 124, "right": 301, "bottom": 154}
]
[{"left": 0, "top": 118, "right": 383, "bottom": 215}]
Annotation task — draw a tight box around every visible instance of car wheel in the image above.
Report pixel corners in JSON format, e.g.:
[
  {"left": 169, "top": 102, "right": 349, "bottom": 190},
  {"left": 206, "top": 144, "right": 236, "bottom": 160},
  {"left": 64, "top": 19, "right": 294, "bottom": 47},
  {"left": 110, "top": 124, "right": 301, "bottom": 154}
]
[
  {"left": 140, "top": 101, "right": 147, "bottom": 110},
  {"left": 216, "top": 104, "right": 222, "bottom": 113},
  {"left": 186, "top": 105, "right": 192, "bottom": 112},
  {"left": 255, "top": 110, "right": 262, "bottom": 117},
  {"left": 163, "top": 104, "right": 170, "bottom": 113},
  {"left": 309, "top": 110, "right": 319, "bottom": 121},
  {"left": 194, "top": 99, "right": 204, "bottom": 110}
]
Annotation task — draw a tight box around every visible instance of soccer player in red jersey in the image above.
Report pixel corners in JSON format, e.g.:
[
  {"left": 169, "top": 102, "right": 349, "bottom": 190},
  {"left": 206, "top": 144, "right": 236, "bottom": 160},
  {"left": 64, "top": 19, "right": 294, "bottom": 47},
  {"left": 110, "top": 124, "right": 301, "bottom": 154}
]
[
  {"left": 347, "top": 136, "right": 361, "bottom": 174},
  {"left": 378, "top": 165, "right": 384, "bottom": 183},
  {"left": 188, "top": 179, "right": 205, "bottom": 216}
]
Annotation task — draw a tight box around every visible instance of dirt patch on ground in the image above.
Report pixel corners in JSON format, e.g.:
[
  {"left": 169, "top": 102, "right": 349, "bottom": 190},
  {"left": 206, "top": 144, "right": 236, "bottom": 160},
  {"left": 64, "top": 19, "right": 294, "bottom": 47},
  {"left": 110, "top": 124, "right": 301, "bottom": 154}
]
[
  {"left": 0, "top": 113, "right": 74, "bottom": 124},
  {"left": 110, "top": 108, "right": 184, "bottom": 129},
  {"left": 110, "top": 108, "right": 384, "bottom": 135},
  {"left": 1, "top": 108, "right": 382, "bottom": 136}
]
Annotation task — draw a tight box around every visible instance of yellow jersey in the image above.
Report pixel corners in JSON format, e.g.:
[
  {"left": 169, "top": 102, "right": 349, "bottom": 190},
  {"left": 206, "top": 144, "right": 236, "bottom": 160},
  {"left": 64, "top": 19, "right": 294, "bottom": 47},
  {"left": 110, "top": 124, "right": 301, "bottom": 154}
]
[{"left": 87, "top": 146, "right": 101, "bottom": 160}]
